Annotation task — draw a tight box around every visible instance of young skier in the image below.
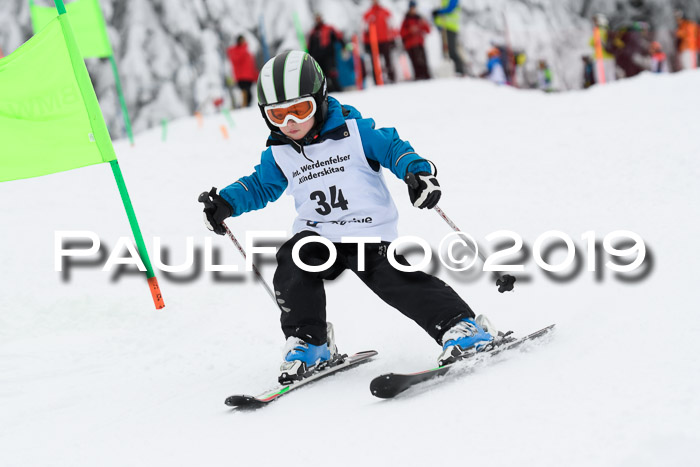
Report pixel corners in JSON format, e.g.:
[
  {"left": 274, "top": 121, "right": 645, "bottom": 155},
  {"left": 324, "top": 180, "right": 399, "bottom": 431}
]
[
  {"left": 201, "top": 51, "right": 494, "bottom": 384},
  {"left": 482, "top": 47, "right": 507, "bottom": 85},
  {"left": 649, "top": 41, "right": 668, "bottom": 73}
]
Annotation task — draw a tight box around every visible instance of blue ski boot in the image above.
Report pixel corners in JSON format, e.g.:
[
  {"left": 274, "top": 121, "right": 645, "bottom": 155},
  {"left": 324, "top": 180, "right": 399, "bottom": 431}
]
[
  {"left": 437, "top": 315, "right": 495, "bottom": 366},
  {"left": 279, "top": 322, "right": 338, "bottom": 384}
]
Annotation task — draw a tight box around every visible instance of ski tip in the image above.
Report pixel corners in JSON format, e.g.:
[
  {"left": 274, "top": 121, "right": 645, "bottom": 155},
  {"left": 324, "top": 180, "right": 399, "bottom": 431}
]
[
  {"left": 352, "top": 350, "right": 379, "bottom": 359},
  {"left": 224, "top": 349, "right": 378, "bottom": 409},
  {"left": 369, "top": 373, "right": 402, "bottom": 399},
  {"left": 224, "top": 394, "right": 267, "bottom": 409}
]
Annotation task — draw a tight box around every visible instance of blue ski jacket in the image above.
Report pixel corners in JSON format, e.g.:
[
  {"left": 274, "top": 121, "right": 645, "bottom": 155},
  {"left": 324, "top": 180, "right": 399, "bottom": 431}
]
[{"left": 220, "top": 96, "right": 431, "bottom": 217}]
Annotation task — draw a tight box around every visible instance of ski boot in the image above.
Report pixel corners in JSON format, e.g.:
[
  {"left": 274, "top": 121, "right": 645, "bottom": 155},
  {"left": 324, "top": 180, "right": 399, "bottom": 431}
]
[
  {"left": 437, "top": 315, "right": 496, "bottom": 366},
  {"left": 278, "top": 322, "right": 339, "bottom": 385}
]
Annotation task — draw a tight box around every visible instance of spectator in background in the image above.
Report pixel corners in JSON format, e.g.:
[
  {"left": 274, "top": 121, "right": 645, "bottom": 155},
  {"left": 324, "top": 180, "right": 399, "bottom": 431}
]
[
  {"left": 582, "top": 56, "right": 596, "bottom": 89},
  {"left": 537, "top": 60, "right": 553, "bottom": 92},
  {"left": 609, "top": 21, "right": 650, "bottom": 78},
  {"left": 649, "top": 41, "right": 667, "bottom": 73},
  {"left": 308, "top": 13, "right": 345, "bottom": 92},
  {"left": 226, "top": 35, "right": 258, "bottom": 107},
  {"left": 363, "top": 0, "right": 396, "bottom": 84},
  {"left": 512, "top": 50, "right": 527, "bottom": 87},
  {"left": 400, "top": 1, "right": 431, "bottom": 80},
  {"left": 481, "top": 47, "right": 507, "bottom": 85},
  {"left": 432, "top": 0, "right": 465, "bottom": 76},
  {"left": 675, "top": 10, "right": 698, "bottom": 70},
  {"left": 590, "top": 14, "right": 617, "bottom": 82}
]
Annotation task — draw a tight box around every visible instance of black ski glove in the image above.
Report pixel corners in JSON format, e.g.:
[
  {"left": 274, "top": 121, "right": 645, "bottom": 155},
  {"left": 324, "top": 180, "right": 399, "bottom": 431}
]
[
  {"left": 198, "top": 187, "right": 233, "bottom": 236},
  {"left": 431, "top": 9, "right": 440, "bottom": 19},
  {"left": 404, "top": 171, "right": 441, "bottom": 209}
]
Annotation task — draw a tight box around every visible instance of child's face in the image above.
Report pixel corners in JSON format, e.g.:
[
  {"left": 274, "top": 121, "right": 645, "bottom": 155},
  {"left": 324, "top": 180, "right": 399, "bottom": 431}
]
[{"left": 280, "top": 116, "right": 316, "bottom": 141}]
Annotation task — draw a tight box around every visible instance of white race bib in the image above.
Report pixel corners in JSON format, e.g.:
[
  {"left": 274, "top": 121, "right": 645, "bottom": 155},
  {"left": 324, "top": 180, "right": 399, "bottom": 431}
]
[{"left": 271, "top": 119, "right": 399, "bottom": 241}]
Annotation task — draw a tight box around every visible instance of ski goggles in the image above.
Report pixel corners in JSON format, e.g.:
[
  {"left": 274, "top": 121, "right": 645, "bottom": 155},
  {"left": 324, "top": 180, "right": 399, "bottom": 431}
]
[{"left": 264, "top": 96, "right": 317, "bottom": 127}]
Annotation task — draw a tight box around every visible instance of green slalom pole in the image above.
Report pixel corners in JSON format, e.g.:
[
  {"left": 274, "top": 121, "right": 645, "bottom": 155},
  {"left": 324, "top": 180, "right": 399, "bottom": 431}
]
[
  {"left": 109, "top": 160, "right": 155, "bottom": 277},
  {"left": 54, "top": 0, "right": 163, "bottom": 308},
  {"left": 293, "top": 12, "right": 308, "bottom": 52},
  {"left": 109, "top": 55, "right": 134, "bottom": 145},
  {"left": 91, "top": 0, "right": 134, "bottom": 145},
  {"left": 222, "top": 108, "right": 235, "bottom": 128},
  {"left": 53, "top": 0, "right": 65, "bottom": 15},
  {"left": 110, "top": 160, "right": 164, "bottom": 308}
]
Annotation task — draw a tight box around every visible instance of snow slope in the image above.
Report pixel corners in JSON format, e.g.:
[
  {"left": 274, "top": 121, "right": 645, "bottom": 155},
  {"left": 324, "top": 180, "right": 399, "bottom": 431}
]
[{"left": 2, "top": 72, "right": 700, "bottom": 466}]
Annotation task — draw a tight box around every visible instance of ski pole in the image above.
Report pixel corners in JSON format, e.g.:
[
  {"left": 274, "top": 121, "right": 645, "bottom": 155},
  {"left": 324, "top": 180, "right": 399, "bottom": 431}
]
[
  {"left": 221, "top": 223, "right": 277, "bottom": 304},
  {"left": 198, "top": 191, "right": 278, "bottom": 306},
  {"left": 433, "top": 205, "right": 516, "bottom": 293}
]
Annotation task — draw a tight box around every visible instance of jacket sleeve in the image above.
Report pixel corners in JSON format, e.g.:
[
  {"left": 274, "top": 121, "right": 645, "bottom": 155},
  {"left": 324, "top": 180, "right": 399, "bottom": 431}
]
[
  {"left": 400, "top": 19, "right": 409, "bottom": 40},
  {"left": 355, "top": 117, "right": 432, "bottom": 179},
  {"left": 333, "top": 27, "right": 345, "bottom": 46},
  {"left": 435, "top": 0, "right": 459, "bottom": 15},
  {"left": 219, "top": 148, "right": 288, "bottom": 217}
]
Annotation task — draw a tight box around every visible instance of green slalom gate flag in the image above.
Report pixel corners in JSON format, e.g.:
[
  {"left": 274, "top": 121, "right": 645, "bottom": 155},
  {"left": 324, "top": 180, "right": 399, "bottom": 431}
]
[
  {"left": 0, "top": 3, "right": 164, "bottom": 309},
  {"left": 29, "top": 0, "right": 135, "bottom": 145},
  {"left": 29, "top": 0, "right": 112, "bottom": 58},
  {"left": 0, "top": 15, "right": 115, "bottom": 181}
]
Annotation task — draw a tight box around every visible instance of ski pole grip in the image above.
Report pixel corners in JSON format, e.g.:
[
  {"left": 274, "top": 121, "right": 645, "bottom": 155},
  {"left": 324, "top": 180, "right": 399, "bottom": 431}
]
[
  {"left": 198, "top": 188, "right": 217, "bottom": 209},
  {"left": 496, "top": 274, "right": 516, "bottom": 293},
  {"left": 404, "top": 172, "right": 419, "bottom": 189}
]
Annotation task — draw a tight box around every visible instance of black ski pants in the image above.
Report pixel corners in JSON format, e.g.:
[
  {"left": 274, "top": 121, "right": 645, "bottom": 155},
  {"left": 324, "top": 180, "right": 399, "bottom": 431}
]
[
  {"left": 365, "top": 42, "right": 396, "bottom": 84},
  {"left": 445, "top": 29, "right": 465, "bottom": 75},
  {"left": 273, "top": 231, "right": 475, "bottom": 346},
  {"left": 407, "top": 46, "right": 430, "bottom": 80}
]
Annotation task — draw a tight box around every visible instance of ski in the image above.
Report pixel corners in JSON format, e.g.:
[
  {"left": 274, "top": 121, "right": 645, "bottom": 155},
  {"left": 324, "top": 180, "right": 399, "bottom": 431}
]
[
  {"left": 369, "top": 324, "right": 555, "bottom": 399},
  {"left": 225, "top": 350, "right": 378, "bottom": 409}
]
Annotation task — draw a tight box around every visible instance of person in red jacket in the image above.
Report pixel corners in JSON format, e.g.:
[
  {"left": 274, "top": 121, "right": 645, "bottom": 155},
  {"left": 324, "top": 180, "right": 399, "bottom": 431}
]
[
  {"left": 400, "top": 1, "right": 431, "bottom": 80},
  {"left": 363, "top": 0, "right": 397, "bottom": 84},
  {"left": 227, "top": 35, "right": 259, "bottom": 107}
]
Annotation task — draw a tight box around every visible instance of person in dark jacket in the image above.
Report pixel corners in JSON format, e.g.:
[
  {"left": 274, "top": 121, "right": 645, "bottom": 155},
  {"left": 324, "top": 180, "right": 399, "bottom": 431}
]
[
  {"left": 400, "top": 1, "right": 431, "bottom": 80},
  {"left": 608, "top": 21, "right": 650, "bottom": 78},
  {"left": 308, "top": 13, "right": 345, "bottom": 92},
  {"left": 226, "top": 36, "right": 259, "bottom": 107}
]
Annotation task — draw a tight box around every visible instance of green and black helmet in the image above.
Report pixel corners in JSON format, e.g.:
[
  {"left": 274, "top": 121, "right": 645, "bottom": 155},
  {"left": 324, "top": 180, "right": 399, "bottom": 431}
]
[{"left": 257, "top": 50, "right": 328, "bottom": 135}]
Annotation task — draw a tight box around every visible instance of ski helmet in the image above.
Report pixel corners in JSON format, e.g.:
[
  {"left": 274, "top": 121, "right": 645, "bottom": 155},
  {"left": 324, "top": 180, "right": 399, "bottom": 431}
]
[
  {"left": 594, "top": 13, "right": 608, "bottom": 27},
  {"left": 257, "top": 50, "right": 328, "bottom": 136}
]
